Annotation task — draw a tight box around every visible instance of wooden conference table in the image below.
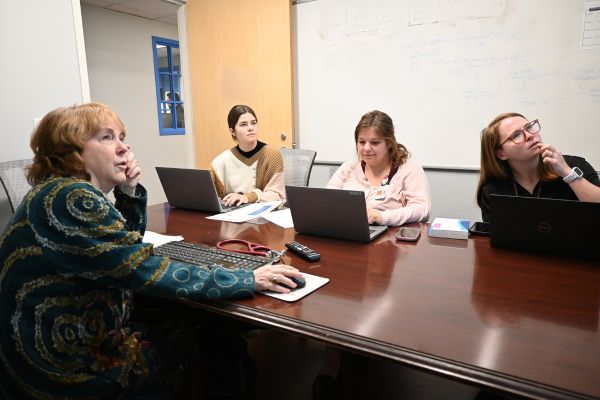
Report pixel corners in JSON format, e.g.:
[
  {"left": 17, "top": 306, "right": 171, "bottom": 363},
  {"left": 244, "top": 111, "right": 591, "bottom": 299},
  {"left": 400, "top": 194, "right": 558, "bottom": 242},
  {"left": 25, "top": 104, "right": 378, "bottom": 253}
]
[{"left": 147, "top": 204, "right": 600, "bottom": 400}]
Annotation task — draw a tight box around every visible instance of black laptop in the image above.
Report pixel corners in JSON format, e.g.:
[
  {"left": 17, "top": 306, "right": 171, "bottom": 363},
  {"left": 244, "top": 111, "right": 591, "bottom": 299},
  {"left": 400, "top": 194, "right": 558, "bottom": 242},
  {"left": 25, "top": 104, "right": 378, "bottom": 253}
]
[
  {"left": 490, "top": 194, "right": 600, "bottom": 261},
  {"left": 286, "top": 186, "right": 388, "bottom": 242},
  {"left": 155, "top": 167, "right": 246, "bottom": 213}
]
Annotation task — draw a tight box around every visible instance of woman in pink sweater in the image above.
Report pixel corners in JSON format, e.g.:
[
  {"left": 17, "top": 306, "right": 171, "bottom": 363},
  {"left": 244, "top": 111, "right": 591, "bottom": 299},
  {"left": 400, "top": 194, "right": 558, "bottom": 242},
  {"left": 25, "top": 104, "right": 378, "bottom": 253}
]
[{"left": 326, "top": 110, "right": 431, "bottom": 226}]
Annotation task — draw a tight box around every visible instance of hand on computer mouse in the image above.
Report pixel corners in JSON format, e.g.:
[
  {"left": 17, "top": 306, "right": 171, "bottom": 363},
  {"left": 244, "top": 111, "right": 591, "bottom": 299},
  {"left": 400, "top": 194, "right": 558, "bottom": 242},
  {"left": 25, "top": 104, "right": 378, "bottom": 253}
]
[
  {"left": 276, "top": 275, "right": 306, "bottom": 291},
  {"left": 253, "top": 264, "right": 304, "bottom": 293}
]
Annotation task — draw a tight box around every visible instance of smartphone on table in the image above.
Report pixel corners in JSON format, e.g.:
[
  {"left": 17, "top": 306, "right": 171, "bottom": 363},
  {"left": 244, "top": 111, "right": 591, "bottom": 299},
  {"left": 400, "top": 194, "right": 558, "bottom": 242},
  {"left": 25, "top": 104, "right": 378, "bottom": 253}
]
[
  {"left": 396, "top": 227, "right": 421, "bottom": 242},
  {"left": 468, "top": 222, "right": 491, "bottom": 237}
]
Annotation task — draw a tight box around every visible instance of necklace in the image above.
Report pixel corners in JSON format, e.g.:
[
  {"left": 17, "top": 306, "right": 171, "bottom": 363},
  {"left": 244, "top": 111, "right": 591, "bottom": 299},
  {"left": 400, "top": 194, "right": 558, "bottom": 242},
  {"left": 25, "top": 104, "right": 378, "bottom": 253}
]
[
  {"left": 361, "top": 161, "right": 398, "bottom": 187},
  {"left": 513, "top": 180, "right": 542, "bottom": 198}
]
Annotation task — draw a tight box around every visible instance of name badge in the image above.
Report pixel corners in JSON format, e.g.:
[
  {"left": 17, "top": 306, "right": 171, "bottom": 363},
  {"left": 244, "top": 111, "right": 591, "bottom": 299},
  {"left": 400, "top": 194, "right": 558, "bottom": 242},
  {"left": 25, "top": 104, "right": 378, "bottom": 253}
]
[{"left": 374, "top": 186, "right": 387, "bottom": 200}]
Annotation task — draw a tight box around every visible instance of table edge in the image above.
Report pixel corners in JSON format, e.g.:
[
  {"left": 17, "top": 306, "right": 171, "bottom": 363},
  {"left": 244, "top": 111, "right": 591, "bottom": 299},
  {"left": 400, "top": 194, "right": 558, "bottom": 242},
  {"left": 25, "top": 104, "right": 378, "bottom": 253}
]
[{"left": 183, "top": 299, "right": 595, "bottom": 400}]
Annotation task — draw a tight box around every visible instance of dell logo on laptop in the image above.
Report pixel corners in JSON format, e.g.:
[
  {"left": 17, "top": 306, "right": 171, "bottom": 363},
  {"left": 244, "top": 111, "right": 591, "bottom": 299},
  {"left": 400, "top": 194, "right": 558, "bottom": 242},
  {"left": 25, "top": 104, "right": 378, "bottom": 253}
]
[{"left": 537, "top": 222, "right": 553, "bottom": 234}]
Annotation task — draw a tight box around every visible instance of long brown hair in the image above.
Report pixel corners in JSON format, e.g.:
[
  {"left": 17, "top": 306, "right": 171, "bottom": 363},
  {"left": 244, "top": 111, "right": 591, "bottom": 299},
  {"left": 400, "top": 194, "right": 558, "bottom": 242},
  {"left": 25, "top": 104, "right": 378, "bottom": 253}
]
[
  {"left": 476, "top": 112, "right": 557, "bottom": 206},
  {"left": 354, "top": 110, "right": 409, "bottom": 167},
  {"left": 28, "top": 103, "right": 125, "bottom": 185}
]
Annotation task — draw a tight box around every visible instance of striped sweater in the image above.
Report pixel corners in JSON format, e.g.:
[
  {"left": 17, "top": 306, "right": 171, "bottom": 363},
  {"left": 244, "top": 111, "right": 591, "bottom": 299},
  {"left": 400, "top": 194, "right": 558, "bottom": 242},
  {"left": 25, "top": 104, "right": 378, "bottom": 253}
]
[{"left": 210, "top": 144, "right": 285, "bottom": 203}]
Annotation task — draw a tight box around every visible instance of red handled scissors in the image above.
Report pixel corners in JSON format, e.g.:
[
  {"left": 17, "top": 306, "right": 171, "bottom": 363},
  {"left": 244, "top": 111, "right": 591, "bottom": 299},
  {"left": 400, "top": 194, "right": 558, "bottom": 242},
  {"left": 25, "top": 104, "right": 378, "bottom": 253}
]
[{"left": 216, "top": 239, "right": 285, "bottom": 260}]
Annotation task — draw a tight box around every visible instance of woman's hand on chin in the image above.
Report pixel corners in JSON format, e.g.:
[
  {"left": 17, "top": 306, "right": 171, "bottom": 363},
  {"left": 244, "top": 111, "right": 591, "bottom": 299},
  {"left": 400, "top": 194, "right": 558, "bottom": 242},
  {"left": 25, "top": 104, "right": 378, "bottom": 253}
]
[
  {"left": 118, "top": 149, "right": 142, "bottom": 195},
  {"left": 540, "top": 144, "right": 570, "bottom": 177}
]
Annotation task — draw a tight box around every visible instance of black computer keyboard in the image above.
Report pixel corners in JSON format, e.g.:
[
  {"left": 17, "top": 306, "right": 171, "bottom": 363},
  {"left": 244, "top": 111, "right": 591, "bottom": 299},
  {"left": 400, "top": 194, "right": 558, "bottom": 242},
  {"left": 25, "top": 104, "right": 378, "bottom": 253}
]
[{"left": 154, "top": 241, "right": 272, "bottom": 270}]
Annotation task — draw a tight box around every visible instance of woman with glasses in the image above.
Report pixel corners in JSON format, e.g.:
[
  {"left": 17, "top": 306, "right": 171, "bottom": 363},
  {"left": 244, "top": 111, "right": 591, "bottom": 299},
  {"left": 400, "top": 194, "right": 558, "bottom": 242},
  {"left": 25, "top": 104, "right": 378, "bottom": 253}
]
[
  {"left": 476, "top": 112, "right": 600, "bottom": 222},
  {"left": 0, "top": 103, "right": 302, "bottom": 399}
]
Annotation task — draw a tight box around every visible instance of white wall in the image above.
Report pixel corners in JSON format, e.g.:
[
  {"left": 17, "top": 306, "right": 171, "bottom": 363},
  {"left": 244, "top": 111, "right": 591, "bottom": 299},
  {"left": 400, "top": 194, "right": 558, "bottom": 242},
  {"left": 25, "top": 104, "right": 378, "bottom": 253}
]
[
  {"left": 425, "top": 168, "right": 481, "bottom": 223},
  {"left": 0, "top": 0, "right": 88, "bottom": 227},
  {"left": 81, "top": 5, "right": 189, "bottom": 206}
]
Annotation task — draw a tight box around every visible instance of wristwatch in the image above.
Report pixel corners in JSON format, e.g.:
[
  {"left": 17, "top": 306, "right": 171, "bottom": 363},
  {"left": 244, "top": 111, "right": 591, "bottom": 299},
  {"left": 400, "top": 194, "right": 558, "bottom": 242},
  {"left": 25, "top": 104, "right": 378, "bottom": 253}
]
[{"left": 563, "top": 167, "right": 583, "bottom": 183}]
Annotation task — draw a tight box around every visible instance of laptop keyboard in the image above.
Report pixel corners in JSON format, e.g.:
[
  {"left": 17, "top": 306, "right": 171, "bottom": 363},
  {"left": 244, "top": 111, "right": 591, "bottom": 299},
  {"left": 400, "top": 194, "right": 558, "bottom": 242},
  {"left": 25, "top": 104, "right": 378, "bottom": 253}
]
[
  {"left": 154, "top": 241, "right": 272, "bottom": 270},
  {"left": 219, "top": 201, "right": 250, "bottom": 213}
]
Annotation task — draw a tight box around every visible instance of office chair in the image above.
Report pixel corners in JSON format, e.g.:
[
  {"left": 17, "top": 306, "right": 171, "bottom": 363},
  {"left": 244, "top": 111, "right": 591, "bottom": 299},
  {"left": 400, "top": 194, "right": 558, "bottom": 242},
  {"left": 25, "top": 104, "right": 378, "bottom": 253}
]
[
  {"left": 0, "top": 159, "right": 32, "bottom": 213},
  {"left": 280, "top": 147, "right": 317, "bottom": 187}
]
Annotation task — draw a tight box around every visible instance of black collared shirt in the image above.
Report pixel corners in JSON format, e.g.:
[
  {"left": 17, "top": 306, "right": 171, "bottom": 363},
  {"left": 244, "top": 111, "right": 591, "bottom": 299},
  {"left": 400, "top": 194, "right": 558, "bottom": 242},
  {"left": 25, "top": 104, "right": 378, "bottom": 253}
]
[{"left": 478, "top": 155, "right": 600, "bottom": 222}]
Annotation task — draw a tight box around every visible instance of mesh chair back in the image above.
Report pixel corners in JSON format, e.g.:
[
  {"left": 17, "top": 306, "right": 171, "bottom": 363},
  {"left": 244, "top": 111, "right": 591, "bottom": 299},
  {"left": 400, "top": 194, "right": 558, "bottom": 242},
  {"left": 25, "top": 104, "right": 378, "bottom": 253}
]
[
  {"left": 0, "top": 159, "right": 32, "bottom": 213},
  {"left": 281, "top": 148, "right": 317, "bottom": 187}
]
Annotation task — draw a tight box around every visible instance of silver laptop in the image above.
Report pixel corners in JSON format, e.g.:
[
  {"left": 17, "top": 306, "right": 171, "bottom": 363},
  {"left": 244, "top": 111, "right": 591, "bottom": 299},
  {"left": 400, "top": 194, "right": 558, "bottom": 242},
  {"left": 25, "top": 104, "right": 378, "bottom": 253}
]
[
  {"left": 286, "top": 186, "right": 388, "bottom": 242},
  {"left": 155, "top": 167, "right": 246, "bottom": 213},
  {"left": 490, "top": 194, "right": 600, "bottom": 261}
]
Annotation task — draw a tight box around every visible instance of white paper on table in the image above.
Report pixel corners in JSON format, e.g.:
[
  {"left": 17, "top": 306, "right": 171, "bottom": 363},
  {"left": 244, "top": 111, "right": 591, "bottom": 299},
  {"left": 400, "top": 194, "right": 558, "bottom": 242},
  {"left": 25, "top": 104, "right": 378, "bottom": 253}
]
[
  {"left": 142, "top": 231, "right": 184, "bottom": 247},
  {"left": 261, "top": 208, "right": 294, "bottom": 229},
  {"left": 206, "top": 201, "right": 283, "bottom": 223}
]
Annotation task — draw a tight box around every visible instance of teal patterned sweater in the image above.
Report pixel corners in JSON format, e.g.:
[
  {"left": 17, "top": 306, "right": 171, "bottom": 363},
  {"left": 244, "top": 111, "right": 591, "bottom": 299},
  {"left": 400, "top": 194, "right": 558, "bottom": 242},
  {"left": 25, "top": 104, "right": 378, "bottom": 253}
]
[{"left": 0, "top": 177, "right": 255, "bottom": 399}]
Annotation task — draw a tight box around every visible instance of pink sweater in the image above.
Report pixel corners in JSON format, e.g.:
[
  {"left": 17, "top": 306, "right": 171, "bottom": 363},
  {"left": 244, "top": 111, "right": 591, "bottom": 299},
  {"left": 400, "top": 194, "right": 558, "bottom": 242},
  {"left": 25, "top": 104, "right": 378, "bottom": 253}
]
[{"left": 326, "top": 159, "right": 431, "bottom": 226}]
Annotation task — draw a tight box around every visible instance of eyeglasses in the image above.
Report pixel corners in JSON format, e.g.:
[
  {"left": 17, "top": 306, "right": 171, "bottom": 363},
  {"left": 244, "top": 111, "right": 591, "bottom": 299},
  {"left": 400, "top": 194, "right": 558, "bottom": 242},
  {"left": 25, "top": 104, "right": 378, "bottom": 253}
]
[{"left": 498, "top": 119, "right": 541, "bottom": 147}]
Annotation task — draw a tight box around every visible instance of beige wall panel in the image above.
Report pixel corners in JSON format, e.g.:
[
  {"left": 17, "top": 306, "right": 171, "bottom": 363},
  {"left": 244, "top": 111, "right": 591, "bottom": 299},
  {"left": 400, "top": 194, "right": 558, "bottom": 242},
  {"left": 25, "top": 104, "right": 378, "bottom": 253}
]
[{"left": 187, "top": 0, "right": 294, "bottom": 168}]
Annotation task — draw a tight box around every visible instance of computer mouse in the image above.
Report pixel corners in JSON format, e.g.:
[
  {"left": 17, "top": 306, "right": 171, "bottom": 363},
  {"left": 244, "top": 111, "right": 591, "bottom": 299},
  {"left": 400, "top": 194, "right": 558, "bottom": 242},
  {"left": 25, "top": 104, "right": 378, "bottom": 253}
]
[{"left": 279, "top": 275, "right": 306, "bottom": 290}]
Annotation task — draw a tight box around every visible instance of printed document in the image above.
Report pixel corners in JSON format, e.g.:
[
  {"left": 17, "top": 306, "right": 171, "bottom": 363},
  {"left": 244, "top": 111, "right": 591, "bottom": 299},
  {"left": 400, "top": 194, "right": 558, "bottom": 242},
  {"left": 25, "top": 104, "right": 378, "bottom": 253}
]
[{"left": 207, "top": 201, "right": 283, "bottom": 223}]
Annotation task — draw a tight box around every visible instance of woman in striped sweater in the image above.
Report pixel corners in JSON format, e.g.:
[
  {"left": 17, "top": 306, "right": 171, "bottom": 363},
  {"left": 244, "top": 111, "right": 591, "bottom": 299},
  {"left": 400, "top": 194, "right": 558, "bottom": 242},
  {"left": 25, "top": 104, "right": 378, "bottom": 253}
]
[{"left": 210, "top": 105, "right": 286, "bottom": 207}]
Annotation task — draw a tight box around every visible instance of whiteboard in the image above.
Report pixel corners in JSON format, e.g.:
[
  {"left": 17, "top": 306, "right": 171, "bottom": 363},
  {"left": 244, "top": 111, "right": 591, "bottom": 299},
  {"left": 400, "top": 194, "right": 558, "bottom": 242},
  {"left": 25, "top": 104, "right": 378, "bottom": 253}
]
[{"left": 294, "top": 0, "right": 600, "bottom": 169}]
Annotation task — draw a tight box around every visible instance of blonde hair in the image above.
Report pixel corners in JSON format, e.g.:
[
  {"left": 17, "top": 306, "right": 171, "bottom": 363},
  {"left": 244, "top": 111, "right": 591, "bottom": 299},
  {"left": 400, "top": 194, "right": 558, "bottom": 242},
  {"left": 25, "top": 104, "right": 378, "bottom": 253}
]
[{"left": 28, "top": 103, "right": 125, "bottom": 185}]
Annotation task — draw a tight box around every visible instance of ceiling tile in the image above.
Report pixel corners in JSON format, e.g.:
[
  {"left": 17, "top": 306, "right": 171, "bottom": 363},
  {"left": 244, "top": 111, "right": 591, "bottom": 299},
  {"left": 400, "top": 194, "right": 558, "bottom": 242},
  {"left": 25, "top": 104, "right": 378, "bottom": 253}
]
[
  {"left": 81, "top": 0, "right": 124, "bottom": 7},
  {"left": 80, "top": 0, "right": 181, "bottom": 26},
  {"left": 122, "top": 0, "right": 179, "bottom": 15},
  {"left": 107, "top": 4, "right": 162, "bottom": 19}
]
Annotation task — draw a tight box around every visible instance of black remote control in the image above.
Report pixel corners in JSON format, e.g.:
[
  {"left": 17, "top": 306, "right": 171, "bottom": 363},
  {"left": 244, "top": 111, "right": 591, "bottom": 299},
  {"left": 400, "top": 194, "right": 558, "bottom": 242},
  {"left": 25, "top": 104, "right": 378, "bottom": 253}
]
[{"left": 285, "top": 241, "right": 320, "bottom": 262}]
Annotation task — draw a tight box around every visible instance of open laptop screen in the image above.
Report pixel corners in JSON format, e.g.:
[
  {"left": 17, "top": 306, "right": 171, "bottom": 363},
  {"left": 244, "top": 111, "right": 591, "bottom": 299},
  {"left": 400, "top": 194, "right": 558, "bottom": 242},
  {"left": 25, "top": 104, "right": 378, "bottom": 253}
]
[
  {"left": 155, "top": 167, "right": 224, "bottom": 213},
  {"left": 286, "top": 186, "right": 387, "bottom": 242}
]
